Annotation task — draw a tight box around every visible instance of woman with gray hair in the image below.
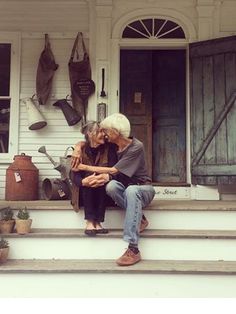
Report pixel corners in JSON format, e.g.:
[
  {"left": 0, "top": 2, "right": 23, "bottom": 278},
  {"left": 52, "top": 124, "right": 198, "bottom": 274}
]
[{"left": 71, "top": 121, "right": 117, "bottom": 236}]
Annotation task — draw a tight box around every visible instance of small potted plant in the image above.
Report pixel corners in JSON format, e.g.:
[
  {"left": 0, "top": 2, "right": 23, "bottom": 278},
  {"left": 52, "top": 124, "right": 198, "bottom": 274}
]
[
  {"left": 0, "top": 237, "right": 10, "bottom": 263},
  {"left": 15, "top": 207, "right": 32, "bottom": 235},
  {"left": 0, "top": 207, "right": 15, "bottom": 234}
]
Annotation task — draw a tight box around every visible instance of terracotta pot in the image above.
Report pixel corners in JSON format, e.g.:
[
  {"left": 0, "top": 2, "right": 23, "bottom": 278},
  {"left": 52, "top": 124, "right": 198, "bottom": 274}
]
[
  {"left": 0, "top": 247, "right": 9, "bottom": 263},
  {"left": 0, "top": 220, "right": 15, "bottom": 233},
  {"left": 15, "top": 219, "right": 32, "bottom": 235}
]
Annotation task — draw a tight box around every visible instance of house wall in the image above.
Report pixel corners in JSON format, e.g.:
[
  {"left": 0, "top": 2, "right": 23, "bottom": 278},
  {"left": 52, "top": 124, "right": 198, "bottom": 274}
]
[
  {"left": 0, "top": 0, "right": 236, "bottom": 199},
  {"left": 0, "top": 0, "right": 90, "bottom": 198}
]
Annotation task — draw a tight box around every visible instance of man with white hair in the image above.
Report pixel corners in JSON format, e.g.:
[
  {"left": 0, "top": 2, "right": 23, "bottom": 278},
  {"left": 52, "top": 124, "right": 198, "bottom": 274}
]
[{"left": 72, "top": 113, "right": 155, "bottom": 266}]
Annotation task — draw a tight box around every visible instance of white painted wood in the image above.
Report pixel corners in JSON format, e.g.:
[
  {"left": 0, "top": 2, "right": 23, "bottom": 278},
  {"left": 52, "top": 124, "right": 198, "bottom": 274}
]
[
  {"left": 154, "top": 186, "right": 191, "bottom": 199},
  {"left": 0, "top": 2, "right": 89, "bottom": 32},
  {"left": 1, "top": 271, "right": 236, "bottom": 297},
  {"left": 5, "top": 236, "right": 236, "bottom": 260},
  {"left": 196, "top": 3, "right": 215, "bottom": 40},
  {"left": 0, "top": 32, "right": 21, "bottom": 163},
  {"left": 220, "top": 0, "right": 236, "bottom": 32},
  {"left": 10, "top": 209, "right": 236, "bottom": 230}
]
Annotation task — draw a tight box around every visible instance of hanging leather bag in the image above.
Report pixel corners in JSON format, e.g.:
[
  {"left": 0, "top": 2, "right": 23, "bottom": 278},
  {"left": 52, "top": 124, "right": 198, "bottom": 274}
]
[
  {"left": 68, "top": 32, "right": 94, "bottom": 122},
  {"left": 36, "top": 34, "right": 58, "bottom": 105}
]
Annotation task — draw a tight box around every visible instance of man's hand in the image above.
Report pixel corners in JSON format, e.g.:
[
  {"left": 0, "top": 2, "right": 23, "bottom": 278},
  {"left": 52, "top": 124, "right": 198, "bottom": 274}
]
[
  {"left": 71, "top": 154, "right": 81, "bottom": 169},
  {"left": 71, "top": 142, "right": 85, "bottom": 168},
  {"left": 82, "top": 173, "right": 110, "bottom": 188}
]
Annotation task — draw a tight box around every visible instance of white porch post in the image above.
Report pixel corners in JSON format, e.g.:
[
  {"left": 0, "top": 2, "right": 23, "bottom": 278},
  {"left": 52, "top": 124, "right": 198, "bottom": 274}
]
[
  {"left": 95, "top": 0, "right": 112, "bottom": 119},
  {"left": 196, "top": 0, "right": 217, "bottom": 40}
]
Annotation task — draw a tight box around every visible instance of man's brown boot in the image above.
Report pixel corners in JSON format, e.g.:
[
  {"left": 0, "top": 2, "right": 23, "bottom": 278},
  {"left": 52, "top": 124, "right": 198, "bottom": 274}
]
[{"left": 116, "top": 248, "right": 141, "bottom": 266}]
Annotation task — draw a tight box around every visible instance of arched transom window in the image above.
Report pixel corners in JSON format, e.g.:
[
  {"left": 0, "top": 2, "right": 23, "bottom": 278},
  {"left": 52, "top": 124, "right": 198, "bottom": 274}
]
[{"left": 122, "top": 18, "right": 185, "bottom": 39}]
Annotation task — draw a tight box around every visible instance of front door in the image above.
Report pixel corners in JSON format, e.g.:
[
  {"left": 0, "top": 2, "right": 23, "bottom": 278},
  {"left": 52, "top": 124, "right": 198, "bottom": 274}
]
[{"left": 120, "top": 49, "right": 186, "bottom": 184}]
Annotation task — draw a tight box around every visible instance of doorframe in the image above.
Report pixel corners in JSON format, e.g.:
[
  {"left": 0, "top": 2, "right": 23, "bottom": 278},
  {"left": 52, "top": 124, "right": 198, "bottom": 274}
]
[{"left": 110, "top": 10, "right": 197, "bottom": 185}]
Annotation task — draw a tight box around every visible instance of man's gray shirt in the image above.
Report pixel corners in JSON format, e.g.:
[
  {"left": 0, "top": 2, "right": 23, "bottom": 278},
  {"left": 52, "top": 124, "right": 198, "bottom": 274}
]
[{"left": 114, "top": 138, "right": 151, "bottom": 184}]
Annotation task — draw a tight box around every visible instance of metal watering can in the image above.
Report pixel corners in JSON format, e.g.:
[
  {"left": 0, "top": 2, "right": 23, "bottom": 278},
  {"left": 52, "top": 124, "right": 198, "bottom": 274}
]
[{"left": 38, "top": 146, "right": 74, "bottom": 200}]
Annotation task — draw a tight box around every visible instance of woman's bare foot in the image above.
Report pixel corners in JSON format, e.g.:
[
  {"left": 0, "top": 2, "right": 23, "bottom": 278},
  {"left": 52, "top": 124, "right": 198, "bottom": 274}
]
[
  {"left": 95, "top": 222, "right": 109, "bottom": 234},
  {"left": 84, "top": 220, "right": 96, "bottom": 236},
  {"left": 95, "top": 222, "right": 103, "bottom": 230}
]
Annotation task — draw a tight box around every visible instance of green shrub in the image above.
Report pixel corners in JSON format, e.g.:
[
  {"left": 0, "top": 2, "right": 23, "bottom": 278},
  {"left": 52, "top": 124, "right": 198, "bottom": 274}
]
[
  {"left": 0, "top": 238, "right": 9, "bottom": 248},
  {"left": 0, "top": 207, "right": 14, "bottom": 221},
  {"left": 17, "top": 207, "right": 30, "bottom": 220}
]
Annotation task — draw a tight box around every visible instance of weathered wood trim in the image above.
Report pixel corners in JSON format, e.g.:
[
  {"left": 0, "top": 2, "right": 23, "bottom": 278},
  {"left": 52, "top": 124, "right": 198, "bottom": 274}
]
[
  {"left": 3, "top": 228, "right": 236, "bottom": 239},
  {"left": 190, "top": 35, "right": 236, "bottom": 57},
  {"left": 192, "top": 91, "right": 236, "bottom": 166},
  {"left": 218, "top": 184, "right": 236, "bottom": 194},
  {"left": 192, "top": 164, "right": 236, "bottom": 176}
]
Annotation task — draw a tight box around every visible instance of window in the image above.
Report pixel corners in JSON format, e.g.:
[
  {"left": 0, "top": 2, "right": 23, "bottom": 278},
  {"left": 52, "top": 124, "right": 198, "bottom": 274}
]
[
  {"left": 0, "top": 44, "right": 11, "bottom": 153},
  {"left": 122, "top": 18, "right": 185, "bottom": 39},
  {"left": 0, "top": 33, "right": 20, "bottom": 160}
]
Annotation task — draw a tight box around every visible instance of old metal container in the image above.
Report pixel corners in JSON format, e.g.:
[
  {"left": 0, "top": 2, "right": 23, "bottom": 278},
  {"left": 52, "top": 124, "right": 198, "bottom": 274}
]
[
  {"left": 5, "top": 153, "right": 39, "bottom": 200},
  {"left": 42, "top": 178, "right": 70, "bottom": 200}
]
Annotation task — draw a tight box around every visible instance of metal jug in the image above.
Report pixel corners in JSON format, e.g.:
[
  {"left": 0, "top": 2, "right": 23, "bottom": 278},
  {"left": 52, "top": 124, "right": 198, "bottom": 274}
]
[
  {"left": 22, "top": 97, "right": 47, "bottom": 130},
  {"left": 53, "top": 99, "right": 81, "bottom": 126}
]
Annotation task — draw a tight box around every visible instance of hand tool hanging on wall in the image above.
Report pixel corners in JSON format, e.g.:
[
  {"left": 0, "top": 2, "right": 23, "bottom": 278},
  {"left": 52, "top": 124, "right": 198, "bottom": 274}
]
[
  {"left": 97, "top": 102, "right": 107, "bottom": 122},
  {"left": 36, "top": 34, "right": 59, "bottom": 105},
  {"left": 100, "top": 68, "right": 106, "bottom": 97},
  {"left": 68, "top": 32, "right": 95, "bottom": 124}
]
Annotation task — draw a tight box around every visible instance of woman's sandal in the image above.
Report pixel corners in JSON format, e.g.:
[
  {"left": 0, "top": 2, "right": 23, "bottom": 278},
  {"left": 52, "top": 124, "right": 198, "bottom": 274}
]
[
  {"left": 84, "top": 229, "right": 97, "bottom": 236},
  {"left": 96, "top": 228, "right": 109, "bottom": 234}
]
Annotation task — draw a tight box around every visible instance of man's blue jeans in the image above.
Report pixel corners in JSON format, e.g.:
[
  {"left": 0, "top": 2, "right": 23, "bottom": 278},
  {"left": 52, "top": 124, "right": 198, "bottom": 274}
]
[{"left": 106, "top": 180, "right": 156, "bottom": 245}]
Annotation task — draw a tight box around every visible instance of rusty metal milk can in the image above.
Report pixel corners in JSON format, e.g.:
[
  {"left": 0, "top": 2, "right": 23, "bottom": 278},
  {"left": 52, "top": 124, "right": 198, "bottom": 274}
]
[{"left": 5, "top": 153, "right": 39, "bottom": 200}]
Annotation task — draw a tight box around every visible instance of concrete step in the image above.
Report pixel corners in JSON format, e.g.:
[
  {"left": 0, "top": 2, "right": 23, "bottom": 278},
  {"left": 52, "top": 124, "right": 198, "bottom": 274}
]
[
  {"left": 3, "top": 228, "right": 236, "bottom": 260},
  {"left": 1, "top": 259, "right": 236, "bottom": 297}
]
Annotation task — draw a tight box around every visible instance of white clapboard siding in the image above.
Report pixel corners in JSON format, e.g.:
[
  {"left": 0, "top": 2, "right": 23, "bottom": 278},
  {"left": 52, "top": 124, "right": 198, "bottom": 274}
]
[
  {"left": 0, "top": 2, "right": 89, "bottom": 32},
  {"left": 0, "top": 165, "right": 7, "bottom": 198},
  {"left": 0, "top": 1, "right": 90, "bottom": 199}
]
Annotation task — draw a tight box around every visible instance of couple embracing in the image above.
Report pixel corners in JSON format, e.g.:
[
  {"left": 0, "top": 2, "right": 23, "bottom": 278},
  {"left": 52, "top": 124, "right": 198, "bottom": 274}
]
[{"left": 71, "top": 113, "right": 155, "bottom": 266}]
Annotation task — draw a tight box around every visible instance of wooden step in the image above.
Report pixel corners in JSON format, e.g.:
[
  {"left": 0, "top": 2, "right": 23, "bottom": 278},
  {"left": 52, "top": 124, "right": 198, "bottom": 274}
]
[
  {"left": 3, "top": 228, "right": 236, "bottom": 239},
  {"left": 4, "top": 228, "right": 236, "bottom": 260},
  {"left": 1, "top": 200, "right": 236, "bottom": 211},
  {"left": 2, "top": 200, "right": 236, "bottom": 232},
  {"left": 1, "top": 259, "right": 236, "bottom": 275}
]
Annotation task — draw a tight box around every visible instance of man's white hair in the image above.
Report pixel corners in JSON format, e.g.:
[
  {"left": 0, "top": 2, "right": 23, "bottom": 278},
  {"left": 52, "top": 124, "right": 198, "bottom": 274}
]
[{"left": 100, "top": 113, "right": 131, "bottom": 138}]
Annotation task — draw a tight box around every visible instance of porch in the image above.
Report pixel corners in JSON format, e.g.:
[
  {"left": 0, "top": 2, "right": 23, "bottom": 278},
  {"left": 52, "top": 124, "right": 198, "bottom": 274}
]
[{"left": 1, "top": 199, "right": 236, "bottom": 297}]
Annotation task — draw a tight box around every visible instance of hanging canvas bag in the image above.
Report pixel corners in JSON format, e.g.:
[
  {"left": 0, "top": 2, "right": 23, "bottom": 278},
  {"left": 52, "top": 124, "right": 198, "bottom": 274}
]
[
  {"left": 36, "top": 34, "right": 59, "bottom": 105},
  {"left": 68, "top": 32, "right": 94, "bottom": 122}
]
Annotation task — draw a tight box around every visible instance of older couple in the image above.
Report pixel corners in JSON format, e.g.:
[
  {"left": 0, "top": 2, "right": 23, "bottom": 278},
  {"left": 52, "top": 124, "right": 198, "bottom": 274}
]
[{"left": 71, "top": 113, "right": 155, "bottom": 266}]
